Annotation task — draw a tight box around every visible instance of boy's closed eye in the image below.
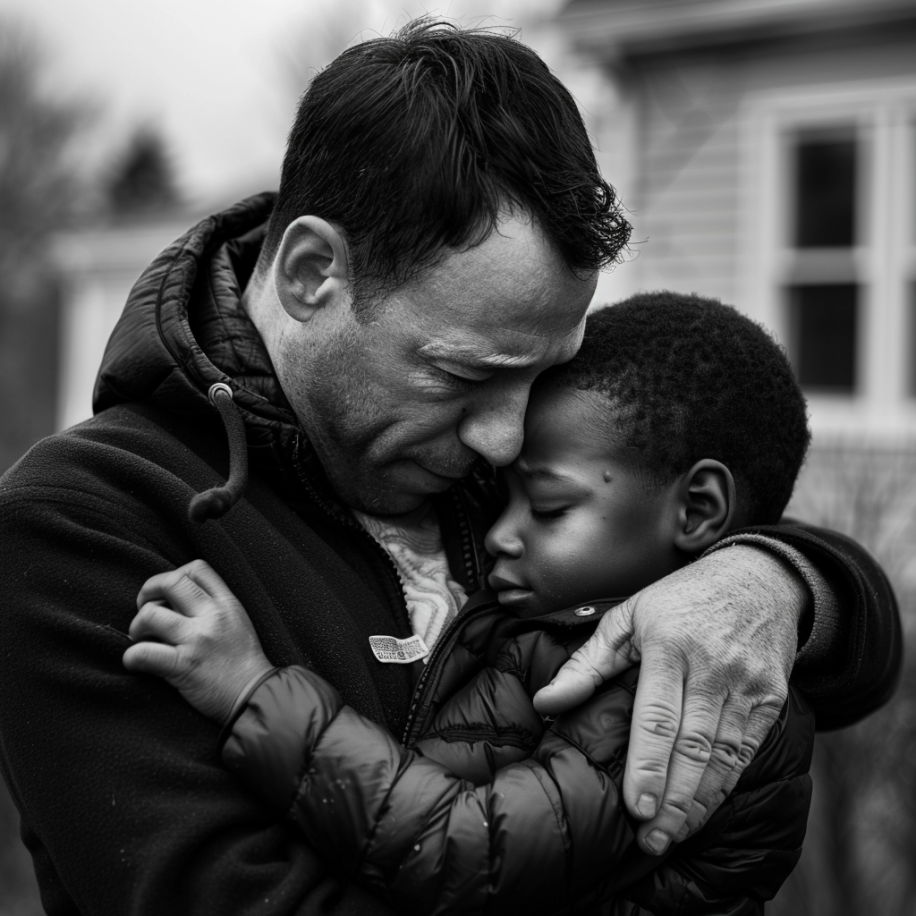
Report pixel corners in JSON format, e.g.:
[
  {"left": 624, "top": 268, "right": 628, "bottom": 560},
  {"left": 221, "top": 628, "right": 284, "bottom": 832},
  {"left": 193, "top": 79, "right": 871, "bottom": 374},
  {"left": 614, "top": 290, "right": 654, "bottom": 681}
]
[{"left": 529, "top": 506, "right": 570, "bottom": 521}]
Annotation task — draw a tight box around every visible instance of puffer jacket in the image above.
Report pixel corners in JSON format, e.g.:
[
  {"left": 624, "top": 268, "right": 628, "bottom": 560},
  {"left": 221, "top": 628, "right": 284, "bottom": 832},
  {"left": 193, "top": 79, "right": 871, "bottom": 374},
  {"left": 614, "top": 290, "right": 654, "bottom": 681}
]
[
  {"left": 0, "top": 193, "right": 900, "bottom": 916},
  {"left": 223, "top": 593, "right": 814, "bottom": 916}
]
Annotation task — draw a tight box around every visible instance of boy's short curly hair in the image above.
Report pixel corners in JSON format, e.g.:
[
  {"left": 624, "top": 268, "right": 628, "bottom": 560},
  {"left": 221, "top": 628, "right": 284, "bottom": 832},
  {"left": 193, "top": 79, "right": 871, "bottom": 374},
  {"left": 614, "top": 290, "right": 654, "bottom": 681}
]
[{"left": 542, "top": 291, "right": 810, "bottom": 525}]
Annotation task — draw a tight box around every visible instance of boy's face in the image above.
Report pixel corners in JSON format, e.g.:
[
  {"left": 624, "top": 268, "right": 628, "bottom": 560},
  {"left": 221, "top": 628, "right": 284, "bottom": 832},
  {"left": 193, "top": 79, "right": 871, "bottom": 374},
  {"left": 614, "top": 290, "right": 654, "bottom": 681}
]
[{"left": 485, "top": 384, "right": 683, "bottom": 617}]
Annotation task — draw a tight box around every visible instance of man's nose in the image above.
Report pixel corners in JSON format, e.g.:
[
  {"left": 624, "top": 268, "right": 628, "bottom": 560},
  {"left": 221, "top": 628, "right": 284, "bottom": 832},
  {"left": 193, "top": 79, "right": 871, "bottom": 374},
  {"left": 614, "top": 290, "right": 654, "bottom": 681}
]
[
  {"left": 484, "top": 508, "right": 523, "bottom": 558},
  {"left": 457, "top": 385, "right": 528, "bottom": 467}
]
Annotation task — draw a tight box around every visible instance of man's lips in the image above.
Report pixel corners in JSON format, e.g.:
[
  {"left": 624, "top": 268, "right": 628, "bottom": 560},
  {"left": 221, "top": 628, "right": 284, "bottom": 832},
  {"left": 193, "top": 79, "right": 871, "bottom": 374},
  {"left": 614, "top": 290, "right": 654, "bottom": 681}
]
[{"left": 412, "top": 458, "right": 473, "bottom": 481}]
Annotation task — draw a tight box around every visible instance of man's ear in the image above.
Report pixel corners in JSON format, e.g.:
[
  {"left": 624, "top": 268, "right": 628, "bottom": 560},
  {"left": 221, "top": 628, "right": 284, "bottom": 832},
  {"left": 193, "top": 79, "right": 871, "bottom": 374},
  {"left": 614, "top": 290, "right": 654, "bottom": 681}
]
[
  {"left": 672, "top": 459, "right": 736, "bottom": 554},
  {"left": 273, "top": 216, "right": 351, "bottom": 323}
]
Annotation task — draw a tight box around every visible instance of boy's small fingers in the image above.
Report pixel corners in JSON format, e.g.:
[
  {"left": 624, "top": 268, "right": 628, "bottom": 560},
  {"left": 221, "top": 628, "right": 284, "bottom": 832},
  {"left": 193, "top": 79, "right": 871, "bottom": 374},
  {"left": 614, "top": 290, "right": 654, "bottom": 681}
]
[
  {"left": 137, "top": 561, "right": 223, "bottom": 614},
  {"left": 136, "top": 571, "right": 173, "bottom": 609},
  {"left": 128, "top": 601, "right": 187, "bottom": 644},
  {"left": 151, "top": 570, "right": 213, "bottom": 618},
  {"left": 181, "top": 560, "right": 238, "bottom": 607},
  {"left": 123, "top": 640, "right": 179, "bottom": 678}
]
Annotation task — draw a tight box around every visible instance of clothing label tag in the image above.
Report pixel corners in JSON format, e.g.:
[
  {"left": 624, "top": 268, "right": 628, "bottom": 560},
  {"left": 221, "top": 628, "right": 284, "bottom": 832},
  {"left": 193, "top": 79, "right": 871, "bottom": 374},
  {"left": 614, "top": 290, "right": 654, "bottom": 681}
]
[{"left": 368, "top": 634, "right": 429, "bottom": 664}]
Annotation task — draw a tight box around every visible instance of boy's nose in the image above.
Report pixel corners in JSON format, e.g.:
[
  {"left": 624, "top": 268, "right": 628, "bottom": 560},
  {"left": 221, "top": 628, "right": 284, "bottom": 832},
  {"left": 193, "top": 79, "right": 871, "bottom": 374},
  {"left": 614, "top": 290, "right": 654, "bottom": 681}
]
[{"left": 484, "top": 511, "right": 523, "bottom": 558}]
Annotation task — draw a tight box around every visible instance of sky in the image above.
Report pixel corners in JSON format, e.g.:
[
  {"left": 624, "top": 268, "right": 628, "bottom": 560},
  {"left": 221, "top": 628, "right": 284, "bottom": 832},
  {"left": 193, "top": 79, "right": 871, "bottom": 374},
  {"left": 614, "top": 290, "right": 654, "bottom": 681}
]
[{"left": 0, "top": 0, "right": 562, "bottom": 204}]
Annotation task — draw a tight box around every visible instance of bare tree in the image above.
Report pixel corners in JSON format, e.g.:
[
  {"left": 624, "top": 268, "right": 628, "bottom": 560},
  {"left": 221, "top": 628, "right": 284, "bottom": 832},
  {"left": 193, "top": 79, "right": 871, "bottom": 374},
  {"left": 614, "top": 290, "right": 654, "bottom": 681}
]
[
  {"left": 106, "top": 124, "right": 181, "bottom": 215},
  {"left": 0, "top": 20, "right": 95, "bottom": 473},
  {"left": 771, "top": 441, "right": 916, "bottom": 916},
  {"left": 0, "top": 26, "right": 96, "bottom": 906}
]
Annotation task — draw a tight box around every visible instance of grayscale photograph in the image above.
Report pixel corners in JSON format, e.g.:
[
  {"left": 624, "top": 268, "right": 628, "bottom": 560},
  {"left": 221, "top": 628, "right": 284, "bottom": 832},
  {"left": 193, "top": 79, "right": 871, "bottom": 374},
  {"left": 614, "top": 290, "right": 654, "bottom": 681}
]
[{"left": 0, "top": 1, "right": 912, "bottom": 914}]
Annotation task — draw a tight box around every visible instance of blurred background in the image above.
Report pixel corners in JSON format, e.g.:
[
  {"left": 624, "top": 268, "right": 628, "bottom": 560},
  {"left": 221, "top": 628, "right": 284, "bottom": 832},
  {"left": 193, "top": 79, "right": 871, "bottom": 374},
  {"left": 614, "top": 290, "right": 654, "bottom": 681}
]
[{"left": 0, "top": 0, "right": 914, "bottom": 913}]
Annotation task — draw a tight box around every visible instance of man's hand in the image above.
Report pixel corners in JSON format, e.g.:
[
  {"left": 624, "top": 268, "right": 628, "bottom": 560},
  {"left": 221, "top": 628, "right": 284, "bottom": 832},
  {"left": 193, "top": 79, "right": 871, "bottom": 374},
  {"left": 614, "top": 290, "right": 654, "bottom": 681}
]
[
  {"left": 533, "top": 545, "right": 806, "bottom": 855},
  {"left": 123, "top": 560, "right": 274, "bottom": 724}
]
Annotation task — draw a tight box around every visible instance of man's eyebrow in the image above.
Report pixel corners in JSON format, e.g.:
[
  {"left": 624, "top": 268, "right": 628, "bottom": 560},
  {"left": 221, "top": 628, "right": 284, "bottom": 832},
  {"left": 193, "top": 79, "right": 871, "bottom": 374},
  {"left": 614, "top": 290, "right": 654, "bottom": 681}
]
[{"left": 417, "top": 343, "right": 538, "bottom": 369}]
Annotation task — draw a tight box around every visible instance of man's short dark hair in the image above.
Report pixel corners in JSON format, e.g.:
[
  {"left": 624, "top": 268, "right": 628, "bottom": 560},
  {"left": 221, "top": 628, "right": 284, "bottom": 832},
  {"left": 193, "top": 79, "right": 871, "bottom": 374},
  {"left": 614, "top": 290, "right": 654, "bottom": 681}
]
[
  {"left": 543, "top": 291, "right": 811, "bottom": 525},
  {"left": 263, "top": 17, "right": 630, "bottom": 301}
]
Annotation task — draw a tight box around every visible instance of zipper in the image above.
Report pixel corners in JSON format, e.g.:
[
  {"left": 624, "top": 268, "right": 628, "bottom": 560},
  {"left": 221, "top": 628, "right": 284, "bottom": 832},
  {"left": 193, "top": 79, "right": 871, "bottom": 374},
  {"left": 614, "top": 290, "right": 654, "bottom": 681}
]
[
  {"left": 400, "top": 594, "right": 501, "bottom": 746},
  {"left": 401, "top": 595, "right": 630, "bottom": 746},
  {"left": 400, "top": 479, "right": 492, "bottom": 744},
  {"left": 290, "top": 432, "right": 411, "bottom": 633},
  {"left": 450, "top": 485, "right": 481, "bottom": 590}
]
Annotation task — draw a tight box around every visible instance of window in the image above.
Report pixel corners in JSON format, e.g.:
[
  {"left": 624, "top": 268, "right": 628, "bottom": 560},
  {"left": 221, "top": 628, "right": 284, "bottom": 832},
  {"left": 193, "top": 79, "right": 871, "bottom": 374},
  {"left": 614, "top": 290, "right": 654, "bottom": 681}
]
[
  {"left": 794, "top": 132, "right": 857, "bottom": 248},
  {"left": 744, "top": 81, "right": 916, "bottom": 434},
  {"left": 785, "top": 128, "right": 861, "bottom": 394},
  {"left": 789, "top": 284, "right": 858, "bottom": 392}
]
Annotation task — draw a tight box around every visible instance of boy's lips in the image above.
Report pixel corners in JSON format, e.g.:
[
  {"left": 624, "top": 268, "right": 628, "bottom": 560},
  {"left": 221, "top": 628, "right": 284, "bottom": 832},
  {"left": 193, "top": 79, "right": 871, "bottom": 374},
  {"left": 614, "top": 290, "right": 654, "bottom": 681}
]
[{"left": 488, "top": 571, "right": 533, "bottom": 605}]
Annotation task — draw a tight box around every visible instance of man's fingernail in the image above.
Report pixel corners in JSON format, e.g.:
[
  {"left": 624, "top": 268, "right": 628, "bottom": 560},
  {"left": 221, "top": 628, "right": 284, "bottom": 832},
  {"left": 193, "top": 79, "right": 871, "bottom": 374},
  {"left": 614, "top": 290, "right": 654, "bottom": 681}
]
[
  {"left": 644, "top": 829, "right": 670, "bottom": 855},
  {"left": 637, "top": 793, "right": 657, "bottom": 818},
  {"left": 675, "top": 822, "right": 690, "bottom": 841}
]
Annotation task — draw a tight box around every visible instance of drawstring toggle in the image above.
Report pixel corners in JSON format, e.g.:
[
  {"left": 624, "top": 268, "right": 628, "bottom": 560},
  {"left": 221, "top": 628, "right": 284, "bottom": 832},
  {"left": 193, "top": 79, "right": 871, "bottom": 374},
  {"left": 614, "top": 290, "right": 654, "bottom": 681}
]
[{"left": 188, "top": 383, "right": 250, "bottom": 523}]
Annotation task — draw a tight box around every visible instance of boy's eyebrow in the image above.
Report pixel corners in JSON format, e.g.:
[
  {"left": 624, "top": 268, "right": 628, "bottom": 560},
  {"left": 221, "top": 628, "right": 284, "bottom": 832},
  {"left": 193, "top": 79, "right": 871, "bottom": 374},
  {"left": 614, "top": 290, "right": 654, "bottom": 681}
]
[{"left": 515, "top": 461, "right": 577, "bottom": 484}]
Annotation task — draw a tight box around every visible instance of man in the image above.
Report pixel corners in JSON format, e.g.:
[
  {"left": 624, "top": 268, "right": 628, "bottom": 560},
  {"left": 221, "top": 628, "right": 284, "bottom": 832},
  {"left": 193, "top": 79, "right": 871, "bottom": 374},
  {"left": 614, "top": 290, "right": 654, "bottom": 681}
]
[{"left": 0, "top": 19, "right": 900, "bottom": 916}]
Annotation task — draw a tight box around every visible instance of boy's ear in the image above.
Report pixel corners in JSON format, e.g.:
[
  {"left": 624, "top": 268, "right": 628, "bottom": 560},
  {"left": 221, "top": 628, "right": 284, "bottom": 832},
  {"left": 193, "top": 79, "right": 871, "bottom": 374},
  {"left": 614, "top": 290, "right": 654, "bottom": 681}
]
[
  {"left": 273, "top": 216, "right": 351, "bottom": 323},
  {"left": 673, "top": 459, "right": 736, "bottom": 554}
]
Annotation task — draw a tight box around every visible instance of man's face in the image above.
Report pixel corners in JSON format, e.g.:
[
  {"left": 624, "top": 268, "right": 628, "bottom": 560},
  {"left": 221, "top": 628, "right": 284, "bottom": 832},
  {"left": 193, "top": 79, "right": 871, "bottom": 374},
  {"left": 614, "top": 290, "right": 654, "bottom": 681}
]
[
  {"left": 485, "top": 384, "right": 682, "bottom": 616},
  {"left": 290, "top": 215, "right": 596, "bottom": 515}
]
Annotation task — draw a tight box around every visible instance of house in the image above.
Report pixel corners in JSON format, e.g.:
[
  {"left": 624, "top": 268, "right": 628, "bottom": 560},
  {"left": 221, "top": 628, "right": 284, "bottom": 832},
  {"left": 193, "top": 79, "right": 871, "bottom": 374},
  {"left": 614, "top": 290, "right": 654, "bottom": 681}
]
[
  {"left": 53, "top": 209, "right": 195, "bottom": 431},
  {"left": 556, "top": 0, "right": 916, "bottom": 439}
]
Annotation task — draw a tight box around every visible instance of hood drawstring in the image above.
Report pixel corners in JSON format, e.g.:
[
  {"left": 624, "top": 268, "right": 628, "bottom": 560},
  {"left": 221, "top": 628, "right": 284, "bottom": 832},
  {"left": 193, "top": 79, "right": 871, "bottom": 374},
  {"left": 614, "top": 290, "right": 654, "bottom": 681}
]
[{"left": 189, "top": 383, "right": 250, "bottom": 523}]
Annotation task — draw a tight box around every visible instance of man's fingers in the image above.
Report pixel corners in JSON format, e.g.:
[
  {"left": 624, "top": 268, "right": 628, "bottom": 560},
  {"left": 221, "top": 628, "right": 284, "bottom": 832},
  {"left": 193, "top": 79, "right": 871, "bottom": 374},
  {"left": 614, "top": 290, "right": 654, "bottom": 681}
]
[
  {"left": 722, "top": 700, "right": 784, "bottom": 797},
  {"left": 533, "top": 599, "right": 637, "bottom": 715},
  {"left": 686, "top": 695, "right": 754, "bottom": 833},
  {"left": 122, "top": 640, "right": 180, "bottom": 678},
  {"left": 633, "top": 687, "right": 729, "bottom": 855},
  {"left": 622, "top": 652, "right": 684, "bottom": 829},
  {"left": 128, "top": 601, "right": 187, "bottom": 644}
]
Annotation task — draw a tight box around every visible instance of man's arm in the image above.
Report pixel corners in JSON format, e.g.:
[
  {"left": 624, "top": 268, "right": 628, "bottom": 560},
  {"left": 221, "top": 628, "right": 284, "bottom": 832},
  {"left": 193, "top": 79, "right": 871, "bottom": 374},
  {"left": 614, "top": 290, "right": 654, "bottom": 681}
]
[
  {"left": 735, "top": 521, "right": 902, "bottom": 727},
  {"left": 0, "top": 454, "right": 396, "bottom": 915},
  {"left": 533, "top": 521, "right": 901, "bottom": 857}
]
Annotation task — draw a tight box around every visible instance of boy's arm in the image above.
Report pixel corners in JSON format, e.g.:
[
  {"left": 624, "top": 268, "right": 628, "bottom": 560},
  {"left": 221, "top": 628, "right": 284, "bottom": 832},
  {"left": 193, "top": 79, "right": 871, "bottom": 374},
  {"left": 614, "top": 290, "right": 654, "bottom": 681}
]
[
  {"left": 222, "top": 665, "right": 813, "bottom": 916},
  {"left": 222, "top": 664, "right": 641, "bottom": 916}
]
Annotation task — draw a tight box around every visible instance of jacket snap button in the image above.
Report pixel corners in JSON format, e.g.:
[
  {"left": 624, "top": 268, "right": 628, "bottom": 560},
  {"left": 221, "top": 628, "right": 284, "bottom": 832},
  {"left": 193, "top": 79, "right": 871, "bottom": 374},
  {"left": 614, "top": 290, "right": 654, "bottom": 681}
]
[{"left": 574, "top": 606, "right": 596, "bottom": 616}]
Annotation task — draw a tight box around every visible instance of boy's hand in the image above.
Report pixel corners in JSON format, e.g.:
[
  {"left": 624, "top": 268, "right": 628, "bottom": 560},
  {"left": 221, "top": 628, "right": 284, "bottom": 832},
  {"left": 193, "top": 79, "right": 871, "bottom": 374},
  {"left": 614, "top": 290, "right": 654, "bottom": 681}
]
[
  {"left": 123, "top": 560, "right": 274, "bottom": 724},
  {"left": 532, "top": 545, "right": 803, "bottom": 856}
]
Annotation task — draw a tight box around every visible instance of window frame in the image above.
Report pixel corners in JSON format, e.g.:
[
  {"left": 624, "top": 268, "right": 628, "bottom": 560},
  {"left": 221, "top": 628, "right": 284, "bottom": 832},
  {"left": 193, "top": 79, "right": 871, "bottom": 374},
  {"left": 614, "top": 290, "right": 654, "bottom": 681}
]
[{"left": 741, "top": 78, "right": 916, "bottom": 435}]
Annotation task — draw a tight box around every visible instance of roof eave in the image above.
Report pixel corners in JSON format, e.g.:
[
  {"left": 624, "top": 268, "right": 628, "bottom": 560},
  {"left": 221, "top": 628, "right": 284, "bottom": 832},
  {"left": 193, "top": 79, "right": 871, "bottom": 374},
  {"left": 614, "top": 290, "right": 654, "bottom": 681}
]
[{"left": 556, "top": 0, "right": 916, "bottom": 62}]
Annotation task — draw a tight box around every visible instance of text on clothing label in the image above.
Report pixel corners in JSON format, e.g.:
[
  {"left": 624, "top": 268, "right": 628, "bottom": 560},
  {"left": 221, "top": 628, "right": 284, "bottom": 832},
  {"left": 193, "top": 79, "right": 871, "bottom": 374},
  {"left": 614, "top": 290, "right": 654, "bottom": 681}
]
[{"left": 368, "top": 634, "right": 429, "bottom": 664}]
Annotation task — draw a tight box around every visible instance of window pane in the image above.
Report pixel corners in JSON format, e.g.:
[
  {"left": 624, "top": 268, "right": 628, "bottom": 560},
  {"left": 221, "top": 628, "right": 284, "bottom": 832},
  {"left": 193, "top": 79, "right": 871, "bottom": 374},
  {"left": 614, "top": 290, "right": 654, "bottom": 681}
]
[
  {"left": 787, "top": 284, "right": 858, "bottom": 392},
  {"left": 793, "top": 132, "right": 857, "bottom": 248}
]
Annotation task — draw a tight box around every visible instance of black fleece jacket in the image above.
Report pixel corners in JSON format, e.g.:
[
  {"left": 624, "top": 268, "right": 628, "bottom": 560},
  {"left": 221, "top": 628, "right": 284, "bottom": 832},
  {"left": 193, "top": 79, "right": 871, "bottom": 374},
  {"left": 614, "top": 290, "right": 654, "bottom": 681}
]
[{"left": 0, "top": 194, "right": 902, "bottom": 916}]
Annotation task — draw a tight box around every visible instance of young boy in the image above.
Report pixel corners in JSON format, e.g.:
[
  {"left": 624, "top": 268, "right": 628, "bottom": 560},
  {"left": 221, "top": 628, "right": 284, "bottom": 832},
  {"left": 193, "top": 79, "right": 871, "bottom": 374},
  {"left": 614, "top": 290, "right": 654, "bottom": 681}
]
[{"left": 125, "top": 292, "right": 815, "bottom": 915}]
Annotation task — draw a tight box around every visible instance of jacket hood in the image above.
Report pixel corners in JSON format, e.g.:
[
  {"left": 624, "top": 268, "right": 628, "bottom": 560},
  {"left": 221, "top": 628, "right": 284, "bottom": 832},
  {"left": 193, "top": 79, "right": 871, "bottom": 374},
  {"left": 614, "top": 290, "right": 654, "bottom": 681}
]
[{"left": 94, "top": 192, "right": 297, "bottom": 450}]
